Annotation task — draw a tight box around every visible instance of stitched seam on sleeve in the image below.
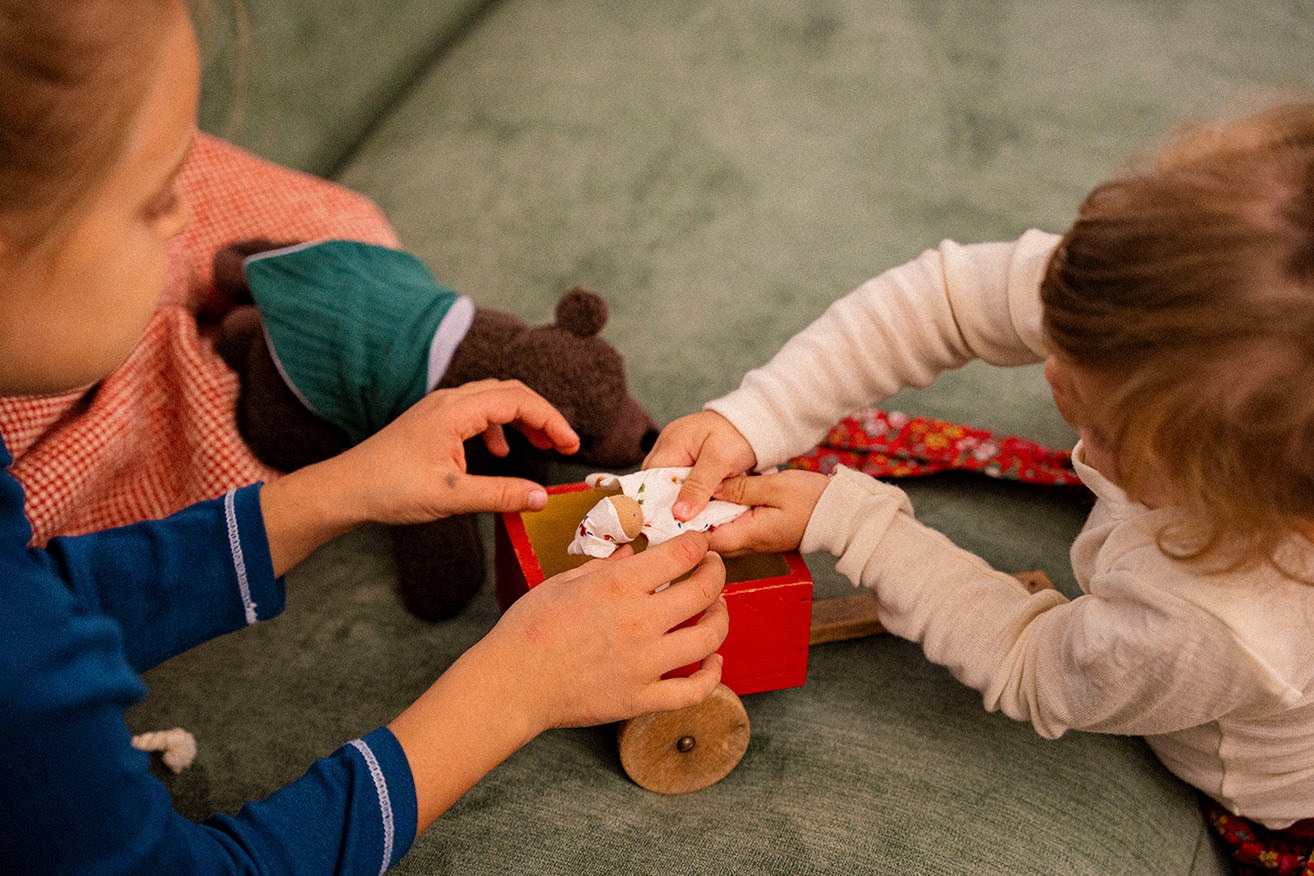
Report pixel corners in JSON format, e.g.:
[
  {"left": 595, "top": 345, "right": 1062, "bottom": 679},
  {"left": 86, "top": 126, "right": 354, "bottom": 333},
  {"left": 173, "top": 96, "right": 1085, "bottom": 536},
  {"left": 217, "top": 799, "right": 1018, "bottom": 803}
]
[
  {"left": 224, "top": 489, "right": 257, "bottom": 625},
  {"left": 348, "top": 738, "right": 395, "bottom": 875}
]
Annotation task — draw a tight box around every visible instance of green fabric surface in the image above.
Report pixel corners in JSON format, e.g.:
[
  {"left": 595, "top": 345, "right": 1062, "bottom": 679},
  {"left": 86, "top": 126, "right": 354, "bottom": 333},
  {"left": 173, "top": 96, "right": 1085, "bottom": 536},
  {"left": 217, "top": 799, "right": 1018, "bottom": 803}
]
[
  {"left": 244, "top": 240, "right": 461, "bottom": 442},
  {"left": 143, "top": 1, "right": 1314, "bottom": 872},
  {"left": 196, "top": 0, "right": 493, "bottom": 175}
]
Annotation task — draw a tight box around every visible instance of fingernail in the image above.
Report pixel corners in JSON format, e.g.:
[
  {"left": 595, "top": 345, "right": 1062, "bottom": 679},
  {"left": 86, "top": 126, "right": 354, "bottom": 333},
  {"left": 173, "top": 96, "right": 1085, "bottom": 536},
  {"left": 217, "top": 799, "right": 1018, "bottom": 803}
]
[
  {"left": 672, "top": 501, "right": 691, "bottom": 520},
  {"left": 527, "top": 489, "right": 548, "bottom": 511}
]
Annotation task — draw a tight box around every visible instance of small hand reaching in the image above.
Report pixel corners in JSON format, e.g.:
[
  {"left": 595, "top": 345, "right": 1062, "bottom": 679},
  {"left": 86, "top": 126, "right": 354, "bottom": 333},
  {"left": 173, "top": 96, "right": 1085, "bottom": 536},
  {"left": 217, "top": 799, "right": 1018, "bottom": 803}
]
[
  {"left": 643, "top": 410, "right": 756, "bottom": 522},
  {"left": 704, "top": 469, "right": 830, "bottom": 557},
  {"left": 260, "top": 378, "right": 581, "bottom": 575},
  {"left": 335, "top": 378, "right": 581, "bottom": 524}
]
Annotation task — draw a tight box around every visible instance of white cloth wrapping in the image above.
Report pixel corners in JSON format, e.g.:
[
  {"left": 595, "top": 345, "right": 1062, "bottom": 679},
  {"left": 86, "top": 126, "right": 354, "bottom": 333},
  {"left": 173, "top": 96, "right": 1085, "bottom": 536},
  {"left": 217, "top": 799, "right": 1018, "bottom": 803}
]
[
  {"left": 569, "top": 491, "right": 631, "bottom": 558},
  {"left": 567, "top": 467, "right": 748, "bottom": 558}
]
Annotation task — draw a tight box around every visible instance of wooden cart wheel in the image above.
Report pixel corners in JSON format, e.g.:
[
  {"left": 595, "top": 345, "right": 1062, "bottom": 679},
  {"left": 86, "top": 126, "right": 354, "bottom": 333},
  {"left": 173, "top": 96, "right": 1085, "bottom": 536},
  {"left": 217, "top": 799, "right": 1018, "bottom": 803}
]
[{"left": 617, "top": 683, "right": 750, "bottom": 794}]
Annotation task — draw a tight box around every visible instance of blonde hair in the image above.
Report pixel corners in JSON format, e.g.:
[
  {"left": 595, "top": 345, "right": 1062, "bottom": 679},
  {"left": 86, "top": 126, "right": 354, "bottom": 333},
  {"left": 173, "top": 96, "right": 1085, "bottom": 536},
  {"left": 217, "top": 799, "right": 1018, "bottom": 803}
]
[
  {"left": 1041, "top": 103, "right": 1314, "bottom": 572},
  {"left": 0, "top": 1, "right": 172, "bottom": 252}
]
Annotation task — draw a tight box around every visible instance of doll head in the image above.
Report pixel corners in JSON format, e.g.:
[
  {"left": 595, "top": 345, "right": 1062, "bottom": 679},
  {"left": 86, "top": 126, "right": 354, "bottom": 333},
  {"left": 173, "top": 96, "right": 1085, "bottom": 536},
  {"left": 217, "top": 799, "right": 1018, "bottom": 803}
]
[
  {"left": 569, "top": 494, "right": 645, "bottom": 559},
  {"left": 1041, "top": 102, "right": 1314, "bottom": 570},
  {"left": 609, "top": 494, "right": 645, "bottom": 541}
]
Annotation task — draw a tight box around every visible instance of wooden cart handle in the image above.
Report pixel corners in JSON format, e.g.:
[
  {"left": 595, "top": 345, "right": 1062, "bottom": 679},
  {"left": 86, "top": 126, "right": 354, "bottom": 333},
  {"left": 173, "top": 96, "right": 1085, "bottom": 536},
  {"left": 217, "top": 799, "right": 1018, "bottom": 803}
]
[{"left": 808, "top": 570, "right": 1056, "bottom": 646}]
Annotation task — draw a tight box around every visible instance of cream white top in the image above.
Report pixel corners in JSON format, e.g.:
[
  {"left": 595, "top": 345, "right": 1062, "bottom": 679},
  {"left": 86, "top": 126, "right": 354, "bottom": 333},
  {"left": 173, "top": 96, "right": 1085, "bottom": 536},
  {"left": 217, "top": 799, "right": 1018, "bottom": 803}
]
[{"left": 708, "top": 231, "right": 1314, "bottom": 827}]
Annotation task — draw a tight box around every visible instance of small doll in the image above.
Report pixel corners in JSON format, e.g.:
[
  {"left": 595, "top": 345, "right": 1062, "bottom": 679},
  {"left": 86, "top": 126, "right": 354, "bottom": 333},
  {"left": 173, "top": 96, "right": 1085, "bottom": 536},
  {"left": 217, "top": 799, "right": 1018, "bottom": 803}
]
[{"left": 568, "top": 467, "right": 748, "bottom": 558}]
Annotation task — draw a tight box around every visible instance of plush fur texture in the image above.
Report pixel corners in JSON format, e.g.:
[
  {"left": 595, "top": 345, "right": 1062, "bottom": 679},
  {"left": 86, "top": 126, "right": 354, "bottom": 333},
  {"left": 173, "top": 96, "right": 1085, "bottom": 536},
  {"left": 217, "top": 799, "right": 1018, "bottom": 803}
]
[{"left": 210, "top": 240, "right": 658, "bottom": 620}]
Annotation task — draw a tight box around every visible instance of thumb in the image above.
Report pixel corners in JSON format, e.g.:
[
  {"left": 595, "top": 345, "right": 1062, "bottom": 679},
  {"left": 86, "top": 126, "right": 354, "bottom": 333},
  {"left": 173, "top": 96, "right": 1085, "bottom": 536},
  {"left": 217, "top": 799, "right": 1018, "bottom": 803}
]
[
  {"left": 671, "top": 458, "right": 733, "bottom": 522},
  {"left": 709, "top": 474, "right": 768, "bottom": 507}
]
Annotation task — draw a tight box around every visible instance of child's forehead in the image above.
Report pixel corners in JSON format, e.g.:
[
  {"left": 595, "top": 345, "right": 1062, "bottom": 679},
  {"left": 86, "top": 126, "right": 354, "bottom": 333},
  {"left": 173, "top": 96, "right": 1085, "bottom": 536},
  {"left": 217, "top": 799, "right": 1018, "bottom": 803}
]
[{"left": 102, "top": 4, "right": 197, "bottom": 181}]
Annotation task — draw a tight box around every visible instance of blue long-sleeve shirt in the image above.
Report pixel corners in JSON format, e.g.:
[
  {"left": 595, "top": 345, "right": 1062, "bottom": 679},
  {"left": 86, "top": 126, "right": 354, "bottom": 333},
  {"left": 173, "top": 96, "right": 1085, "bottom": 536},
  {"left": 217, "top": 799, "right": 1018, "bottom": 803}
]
[{"left": 0, "top": 439, "right": 417, "bottom": 874}]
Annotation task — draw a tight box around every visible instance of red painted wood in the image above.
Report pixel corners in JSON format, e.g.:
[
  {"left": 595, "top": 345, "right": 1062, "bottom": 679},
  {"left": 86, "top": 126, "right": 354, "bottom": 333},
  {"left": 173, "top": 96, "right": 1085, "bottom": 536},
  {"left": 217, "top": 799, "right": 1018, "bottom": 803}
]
[{"left": 496, "top": 482, "right": 814, "bottom": 697}]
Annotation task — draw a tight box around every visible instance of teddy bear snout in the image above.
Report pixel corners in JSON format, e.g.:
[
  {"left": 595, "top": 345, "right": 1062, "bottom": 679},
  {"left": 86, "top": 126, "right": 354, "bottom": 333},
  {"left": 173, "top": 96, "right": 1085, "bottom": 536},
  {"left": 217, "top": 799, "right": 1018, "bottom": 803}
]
[{"left": 574, "top": 396, "right": 660, "bottom": 469}]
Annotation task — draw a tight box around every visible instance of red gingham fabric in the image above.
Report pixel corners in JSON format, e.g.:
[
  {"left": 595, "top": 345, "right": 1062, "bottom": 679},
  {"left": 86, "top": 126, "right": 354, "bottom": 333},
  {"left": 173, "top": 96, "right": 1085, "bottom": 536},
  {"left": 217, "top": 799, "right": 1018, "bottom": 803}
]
[{"left": 0, "top": 134, "right": 400, "bottom": 543}]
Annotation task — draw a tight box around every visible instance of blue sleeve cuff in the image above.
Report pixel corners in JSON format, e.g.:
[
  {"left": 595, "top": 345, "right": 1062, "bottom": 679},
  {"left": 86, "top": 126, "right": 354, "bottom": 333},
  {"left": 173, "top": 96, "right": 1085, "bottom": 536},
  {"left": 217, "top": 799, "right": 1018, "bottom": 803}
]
[
  {"left": 200, "top": 726, "right": 419, "bottom": 871},
  {"left": 352, "top": 726, "right": 419, "bottom": 870},
  {"left": 230, "top": 483, "right": 286, "bottom": 625}
]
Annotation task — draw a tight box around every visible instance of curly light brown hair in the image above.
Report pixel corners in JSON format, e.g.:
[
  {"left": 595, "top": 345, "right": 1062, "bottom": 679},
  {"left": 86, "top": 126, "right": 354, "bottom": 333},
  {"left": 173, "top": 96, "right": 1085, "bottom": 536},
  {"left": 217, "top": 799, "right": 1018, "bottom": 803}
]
[{"left": 1041, "top": 102, "right": 1314, "bottom": 573}]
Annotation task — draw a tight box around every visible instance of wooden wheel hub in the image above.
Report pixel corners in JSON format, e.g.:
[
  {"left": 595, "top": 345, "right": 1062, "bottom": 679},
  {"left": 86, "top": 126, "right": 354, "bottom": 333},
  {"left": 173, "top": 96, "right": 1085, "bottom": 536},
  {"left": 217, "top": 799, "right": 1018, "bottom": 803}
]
[{"left": 617, "top": 683, "right": 750, "bottom": 794}]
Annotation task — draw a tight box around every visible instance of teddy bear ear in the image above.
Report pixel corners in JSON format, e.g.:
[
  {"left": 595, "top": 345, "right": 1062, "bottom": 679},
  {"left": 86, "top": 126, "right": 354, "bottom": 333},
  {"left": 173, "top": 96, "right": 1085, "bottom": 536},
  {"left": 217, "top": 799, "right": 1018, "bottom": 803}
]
[{"left": 555, "top": 287, "right": 609, "bottom": 338}]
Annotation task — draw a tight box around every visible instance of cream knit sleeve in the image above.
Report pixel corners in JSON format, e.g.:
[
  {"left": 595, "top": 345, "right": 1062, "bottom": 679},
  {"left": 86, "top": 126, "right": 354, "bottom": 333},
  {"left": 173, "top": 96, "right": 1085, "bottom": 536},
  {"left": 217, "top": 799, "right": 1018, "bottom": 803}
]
[
  {"left": 802, "top": 467, "right": 1275, "bottom": 740},
  {"left": 707, "top": 229, "right": 1058, "bottom": 469}
]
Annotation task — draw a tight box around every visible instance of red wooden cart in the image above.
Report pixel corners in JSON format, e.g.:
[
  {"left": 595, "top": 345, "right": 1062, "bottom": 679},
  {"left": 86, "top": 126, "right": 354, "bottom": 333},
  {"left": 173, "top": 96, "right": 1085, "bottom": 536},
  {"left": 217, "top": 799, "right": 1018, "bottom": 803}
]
[{"left": 496, "top": 482, "right": 1052, "bottom": 794}]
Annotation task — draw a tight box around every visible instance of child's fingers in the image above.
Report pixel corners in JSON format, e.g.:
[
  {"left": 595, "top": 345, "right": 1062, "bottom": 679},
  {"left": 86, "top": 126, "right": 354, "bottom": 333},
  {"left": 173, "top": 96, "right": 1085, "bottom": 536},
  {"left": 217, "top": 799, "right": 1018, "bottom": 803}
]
[
  {"left": 489, "top": 380, "right": 581, "bottom": 454},
  {"left": 641, "top": 421, "right": 695, "bottom": 470},
  {"left": 670, "top": 474, "right": 717, "bottom": 522},
  {"left": 543, "top": 544, "right": 636, "bottom": 586},
  {"left": 639, "top": 653, "right": 725, "bottom": 715},
  {"left": 670, "top": 458, "right": 736, "bottom": 522},
  {"left": 581, "top": 542, "right": 638, "bottom": 568},
  {"left": 442, "top": 474, "right": 549, "bottom": 515},
  {"left": 514, "top": 418, "right": 581, "bottom": 455},
  {"left": 609, "top": 531, "right": 714, "bottom": 597},
  {"left": 645, "top": 542, "right": 726, "bottom": 629},
  {"left": 703, "top": 514, "right": 763, "bottom": 557},
  {"left": 715, "top": 470, "right": 829, "bottom": 508},
  {"left": 647, "top": 413, "right": 757, "bottom": 521},
  {"left": 656, "top": 593, "right": 729, "bottom": 671},
  {"left": 705, "top": 507, "right": 805, "bottom": 557},
  {"left": 711, "top": 474, "right": 771, "bottom": 508},
  {"left": 444, "top": 381, "right": 580, "bottom": 455},
  {"left": 536, "top": 535, "right": 713, "bottom": 610},
  {"left": 643, "top": 418, "right": 717, "bottom": 519},
  {"left": 481, "top": 424, "right": 511, "bottom": 458}
]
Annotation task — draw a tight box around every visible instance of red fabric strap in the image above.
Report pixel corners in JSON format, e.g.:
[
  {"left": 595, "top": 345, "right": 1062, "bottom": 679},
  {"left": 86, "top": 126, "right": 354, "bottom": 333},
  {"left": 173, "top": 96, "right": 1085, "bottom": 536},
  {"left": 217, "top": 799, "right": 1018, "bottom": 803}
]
[
  {"left": 1203, "top": 798, "right": 1314, "bottom": 875},
  {"left": 785, "top": 408, "right": 1086, "bottom": 490}
]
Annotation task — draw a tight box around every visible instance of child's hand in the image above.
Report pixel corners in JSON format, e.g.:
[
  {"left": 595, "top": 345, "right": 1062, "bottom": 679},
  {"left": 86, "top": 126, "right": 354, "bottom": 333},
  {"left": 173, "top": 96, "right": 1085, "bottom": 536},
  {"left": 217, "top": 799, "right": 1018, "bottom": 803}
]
[
  {"left": 260, "top": 379, "right": 580, "bottom": 575},
  {"left": 390, "top": 531, "right": 729, "bottom": 832},
  {"left": 643, "top": 411, "right": 757, "bottom": 522},
  {"left": 703, "top": 470, "right": 830, "bottom": 556},
  {"left": 488, "top": 531, "right": 730, "bottom": 730},
  {"left": 333, "top": 378, "right": 580, "bottom": 524}
]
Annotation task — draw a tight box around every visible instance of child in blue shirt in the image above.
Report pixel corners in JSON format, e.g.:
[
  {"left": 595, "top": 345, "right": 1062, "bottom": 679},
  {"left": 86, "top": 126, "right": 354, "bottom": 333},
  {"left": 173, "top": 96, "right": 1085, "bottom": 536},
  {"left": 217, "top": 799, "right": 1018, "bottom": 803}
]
[{"left": 0, "top": 2, "right": 729, "bottom": 873}]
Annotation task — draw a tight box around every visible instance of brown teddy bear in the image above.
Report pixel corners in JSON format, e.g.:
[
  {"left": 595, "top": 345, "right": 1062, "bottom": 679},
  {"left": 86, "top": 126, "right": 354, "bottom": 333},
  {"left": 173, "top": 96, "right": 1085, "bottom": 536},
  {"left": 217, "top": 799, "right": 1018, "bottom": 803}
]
[{"left": 208, "top": 239, "right": 658, "bottom": 621}]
